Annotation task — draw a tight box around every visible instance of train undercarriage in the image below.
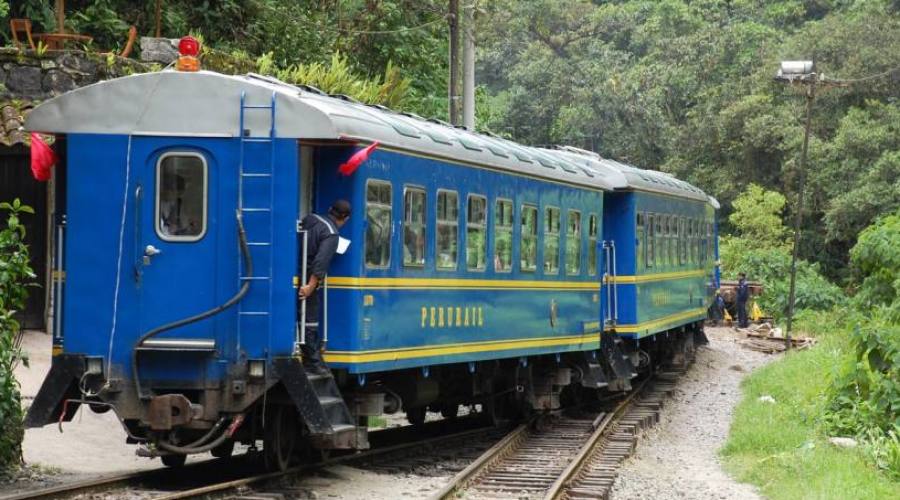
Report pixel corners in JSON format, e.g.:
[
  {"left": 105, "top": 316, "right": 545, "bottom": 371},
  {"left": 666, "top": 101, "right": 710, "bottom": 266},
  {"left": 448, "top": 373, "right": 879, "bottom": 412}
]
[{"left": 26, "top": 322, "right": 706, "bottom": 471}]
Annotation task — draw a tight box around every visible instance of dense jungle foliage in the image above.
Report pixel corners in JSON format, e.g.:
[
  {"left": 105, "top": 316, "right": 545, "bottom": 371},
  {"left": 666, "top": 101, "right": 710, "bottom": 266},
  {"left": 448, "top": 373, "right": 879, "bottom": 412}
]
[{"left": 0, "top": 200, "right": 33, "bottom": 475}]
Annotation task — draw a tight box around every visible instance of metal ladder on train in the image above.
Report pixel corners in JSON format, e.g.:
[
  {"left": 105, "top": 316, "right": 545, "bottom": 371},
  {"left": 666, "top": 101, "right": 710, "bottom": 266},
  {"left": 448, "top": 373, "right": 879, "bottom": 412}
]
[
  {"left": 237, "top": 91, "right": 366, "bottom": 450},
  {"left": 237, "top": 91, "right": 277, "bottom": 342}
]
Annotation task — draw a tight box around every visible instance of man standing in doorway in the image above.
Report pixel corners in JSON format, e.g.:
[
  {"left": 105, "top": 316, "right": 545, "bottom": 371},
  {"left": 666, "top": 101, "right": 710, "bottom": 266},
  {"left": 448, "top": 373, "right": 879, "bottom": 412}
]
[
  {"left": 298, "top": 200, "right": 351, "bottom": 374},
  {"left": 736, "top": 272, "right": 750, "bottom": 328}
]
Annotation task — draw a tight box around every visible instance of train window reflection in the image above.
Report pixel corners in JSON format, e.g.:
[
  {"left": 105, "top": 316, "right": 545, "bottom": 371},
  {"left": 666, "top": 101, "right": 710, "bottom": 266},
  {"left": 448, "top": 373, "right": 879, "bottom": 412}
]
[
  {"left": 588, "top": 213, "right": 598, "bottom": 276},
  {"left": 544, "top": 207, "right": 560, "bottom": 275},
  {"left": 521, "top": 204, "right": 538, "bottom": 272},
  {"left": 467, "top": 195, "right": 487, "bottom": 271},
  {"left": 494, "top": 199, "right": 513, "bottom": 272},
  {"left": 636, "top": 212, "right": 645, "bottom": 272},
  {"left": 437, "top": 190, "right": 458, "bottom": 270},
  {"left": 403, "top": 187, "right": 426, "bottom": 267},
  {"left": 365, "top": 180, "right": 392, "bottom": 268},
  {"left": 566, "top": 210, "right": 581, "bottom": 275},
  {"left": 156, "top": 153, "right": 207, "bottom": 242}
]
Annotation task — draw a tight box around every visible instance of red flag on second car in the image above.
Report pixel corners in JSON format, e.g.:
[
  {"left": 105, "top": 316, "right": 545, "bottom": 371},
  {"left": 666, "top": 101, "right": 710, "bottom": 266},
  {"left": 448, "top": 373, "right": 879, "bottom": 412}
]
[
  {"left": 30, "top": 133, "right": 57, "bottom": 182},
  {"left": 338, "top": 141, "right": 379, "bottom": 176}
]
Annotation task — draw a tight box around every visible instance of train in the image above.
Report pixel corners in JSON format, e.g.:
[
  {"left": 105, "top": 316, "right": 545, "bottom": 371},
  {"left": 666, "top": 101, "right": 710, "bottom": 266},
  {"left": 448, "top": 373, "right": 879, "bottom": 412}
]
[{"left": 23, "top": 52, "right": 720, "bottom": 470}]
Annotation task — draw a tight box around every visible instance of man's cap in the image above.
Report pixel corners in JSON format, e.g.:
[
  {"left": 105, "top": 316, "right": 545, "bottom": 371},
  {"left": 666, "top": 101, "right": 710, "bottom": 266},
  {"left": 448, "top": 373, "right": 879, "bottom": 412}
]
[{"left": 330, "top": 199, "right": 352, "bottom": 217}]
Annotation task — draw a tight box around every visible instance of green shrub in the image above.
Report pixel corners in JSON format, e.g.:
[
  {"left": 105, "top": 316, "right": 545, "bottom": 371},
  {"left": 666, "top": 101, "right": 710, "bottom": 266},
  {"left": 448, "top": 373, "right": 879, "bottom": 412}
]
[
  {"left": 850, "top": 209, "right": 900, "bottom": 320},
  {"left": 0, "top": 199, "right": 34, "bottom": 476}
]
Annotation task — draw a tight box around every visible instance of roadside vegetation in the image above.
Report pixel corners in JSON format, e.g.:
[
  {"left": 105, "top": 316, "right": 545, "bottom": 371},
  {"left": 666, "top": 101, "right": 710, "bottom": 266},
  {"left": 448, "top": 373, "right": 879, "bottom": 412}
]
[
  {"left": 721, "top": 198, "right": 900, "bottom": 497},
  {"left": 0, "top": 200, "right": 34, "bottom": 477}
]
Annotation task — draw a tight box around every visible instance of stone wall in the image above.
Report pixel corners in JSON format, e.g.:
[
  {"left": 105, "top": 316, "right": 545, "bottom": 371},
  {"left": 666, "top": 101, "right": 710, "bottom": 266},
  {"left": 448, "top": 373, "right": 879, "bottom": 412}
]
[{"left": 0, "top": 48, "right": 150, "bottom": 101}]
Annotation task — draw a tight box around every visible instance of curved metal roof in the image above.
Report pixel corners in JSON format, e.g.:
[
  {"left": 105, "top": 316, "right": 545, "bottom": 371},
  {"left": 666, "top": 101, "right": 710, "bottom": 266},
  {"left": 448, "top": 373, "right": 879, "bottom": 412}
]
[
  {"left": 25, "top": 69, "right": 717, "bottom": 206},
  {"left": 541, "top": 148, "right": 715, "bottom": 204}
]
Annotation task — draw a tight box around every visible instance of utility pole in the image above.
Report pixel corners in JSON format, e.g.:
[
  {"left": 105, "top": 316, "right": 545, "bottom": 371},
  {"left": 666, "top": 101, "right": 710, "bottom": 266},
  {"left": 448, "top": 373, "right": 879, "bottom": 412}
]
[
  {"left": 785, "top": 72, "right": 815, "bottom": 349},
  {"left": 462, "top": 1, "right": 476, "bottom": 130},
  {"left": 448, "top": 0, "right": 460, "bottom": 125},
  {"left": 775, "top": 61, "right": 821, "bottom": 350}
]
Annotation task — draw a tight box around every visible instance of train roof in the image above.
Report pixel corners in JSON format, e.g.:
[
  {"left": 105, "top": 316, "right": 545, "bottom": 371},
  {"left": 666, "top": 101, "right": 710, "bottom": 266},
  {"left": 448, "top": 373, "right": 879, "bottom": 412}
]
[
  {"left": 26, "top": 69, "right": 717, "bottom": 206},
  {"left": 542, "top": 149, "right": 717, "bottom": 205}
]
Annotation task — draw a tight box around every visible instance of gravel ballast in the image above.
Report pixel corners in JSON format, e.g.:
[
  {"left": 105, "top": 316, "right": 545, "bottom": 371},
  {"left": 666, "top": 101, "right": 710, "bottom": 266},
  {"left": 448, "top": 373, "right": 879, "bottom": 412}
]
[{"left": 610, "top": 326, "right": 773, "bottom": 500}]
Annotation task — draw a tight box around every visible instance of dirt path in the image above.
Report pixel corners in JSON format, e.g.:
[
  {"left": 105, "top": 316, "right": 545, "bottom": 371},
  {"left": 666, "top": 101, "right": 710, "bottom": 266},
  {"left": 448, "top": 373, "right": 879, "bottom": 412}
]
[{"left": 610, "top": 326, "right": 772, "bottom": 500}]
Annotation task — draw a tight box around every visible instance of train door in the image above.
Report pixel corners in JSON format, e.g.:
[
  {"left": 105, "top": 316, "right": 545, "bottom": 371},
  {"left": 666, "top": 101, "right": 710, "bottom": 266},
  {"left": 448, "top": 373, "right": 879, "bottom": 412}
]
[{"left": 135, "top": 139, "right": 221, "bottom": 343}]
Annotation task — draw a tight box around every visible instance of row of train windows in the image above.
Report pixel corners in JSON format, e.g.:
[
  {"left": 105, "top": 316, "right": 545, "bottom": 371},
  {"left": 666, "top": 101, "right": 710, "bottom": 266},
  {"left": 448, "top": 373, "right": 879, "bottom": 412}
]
[
  {"left": 365, "top": 180, "right": 599, "bottom": 276},
  {"left": 635, "top": 212, "right": 714, "bottom": 271}
]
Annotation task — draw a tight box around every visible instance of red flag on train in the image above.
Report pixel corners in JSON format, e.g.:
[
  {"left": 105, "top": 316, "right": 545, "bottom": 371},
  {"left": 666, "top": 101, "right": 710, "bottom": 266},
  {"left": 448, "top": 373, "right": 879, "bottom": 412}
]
[
  {"left": 30, "top": 133, "right": 57, "bottom": 182},
  {"left": 338, "top": 141, "right": 379, "bottom": 176}
]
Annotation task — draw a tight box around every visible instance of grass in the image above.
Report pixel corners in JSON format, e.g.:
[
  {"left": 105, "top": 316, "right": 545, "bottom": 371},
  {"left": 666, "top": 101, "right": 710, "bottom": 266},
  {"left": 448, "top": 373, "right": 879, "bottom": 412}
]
[{"left": 721, "top": 322, "right": 900, "bottom": 499}]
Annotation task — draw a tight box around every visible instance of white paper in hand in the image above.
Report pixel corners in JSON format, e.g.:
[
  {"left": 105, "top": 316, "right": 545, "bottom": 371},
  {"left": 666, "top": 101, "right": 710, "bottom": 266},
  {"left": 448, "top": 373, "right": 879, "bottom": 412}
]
[{"left": 337, "top": 237, "right": 351, "bottom": 255}]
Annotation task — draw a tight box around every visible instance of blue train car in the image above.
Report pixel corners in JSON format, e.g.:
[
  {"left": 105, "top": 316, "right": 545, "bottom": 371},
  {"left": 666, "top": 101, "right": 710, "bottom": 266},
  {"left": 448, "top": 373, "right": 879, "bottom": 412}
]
[{"left": 23, "top": 65, "right": 718, "bottom": 469}]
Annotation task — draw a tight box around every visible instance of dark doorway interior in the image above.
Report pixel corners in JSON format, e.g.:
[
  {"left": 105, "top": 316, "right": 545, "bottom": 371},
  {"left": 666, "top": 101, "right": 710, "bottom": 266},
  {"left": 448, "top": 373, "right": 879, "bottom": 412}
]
[{"left": 0, "top": 145, "right": 47, "bottom": 330}]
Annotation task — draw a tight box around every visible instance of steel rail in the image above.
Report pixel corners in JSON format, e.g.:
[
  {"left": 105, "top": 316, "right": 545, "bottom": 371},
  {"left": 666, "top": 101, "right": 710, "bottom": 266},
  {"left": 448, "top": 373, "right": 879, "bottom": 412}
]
[
  {"left": 0, "top": 467, "right": 175, "bottom": 500},
  {"left": 430, "top": 421, "right": 532, "bottom": 500},
  {"left": 153, "top": 424, "right": 500, "bottom": 500},
  {"left": 431, "top": 377, "right": 654, "bottom": 500},
  {"left": 1, "top": 421, "right": 499, "bottom": 500},
  {"left": 543, "top": 377, "right": 651, "bottom": 500}
]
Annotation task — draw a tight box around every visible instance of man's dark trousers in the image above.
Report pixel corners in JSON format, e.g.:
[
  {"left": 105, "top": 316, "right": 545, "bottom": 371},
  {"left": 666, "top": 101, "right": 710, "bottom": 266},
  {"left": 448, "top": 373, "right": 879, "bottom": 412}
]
[
  {"left": 300, "top": 290, "right": 325, "bottom": 371},
  {"left": 737, "top": 300, "right": 748, "bottom": 328}
]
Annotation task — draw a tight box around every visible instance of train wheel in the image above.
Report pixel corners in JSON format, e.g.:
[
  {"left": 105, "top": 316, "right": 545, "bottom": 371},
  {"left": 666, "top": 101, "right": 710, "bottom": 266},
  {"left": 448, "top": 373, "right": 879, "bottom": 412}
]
[
  {"left": 210, "top": 439, "right": 234, "bottom": 459},
  {"left": 440, "top": 404, "right": 459, "bottom": 419},
  {"left": 264, "top": 406, "right": 297, "bottom": 472},
  {"left": 161, "top": 453, "right": 186, "bottom": 468},
  {"left": 406, "top": 407, "right": 426, "bottom": 426}
]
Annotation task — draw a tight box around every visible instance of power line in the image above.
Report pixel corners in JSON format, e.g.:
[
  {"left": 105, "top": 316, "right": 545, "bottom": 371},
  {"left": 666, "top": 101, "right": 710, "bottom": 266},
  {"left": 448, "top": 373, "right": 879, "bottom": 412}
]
[
  {"left": 316, "top": 17, "right": 447, "bottom": 35},
  {"left": 829, "top": 65, "right": 900, "bottom": 84}
]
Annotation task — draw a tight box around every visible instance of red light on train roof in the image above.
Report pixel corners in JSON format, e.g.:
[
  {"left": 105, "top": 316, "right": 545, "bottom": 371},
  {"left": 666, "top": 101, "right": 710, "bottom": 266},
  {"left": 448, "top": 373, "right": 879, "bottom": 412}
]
[
  {"left": 176, "top": 36, "right": 201, "bottom": 72},
  {"left": 178, "top": 36, "right": 200, "bottom": 57}
]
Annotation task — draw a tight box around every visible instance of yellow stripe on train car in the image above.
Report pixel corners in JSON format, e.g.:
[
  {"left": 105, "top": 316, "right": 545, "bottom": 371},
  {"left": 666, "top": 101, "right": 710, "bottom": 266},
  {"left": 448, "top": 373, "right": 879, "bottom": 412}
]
[
  {"left": 327, "top": 276, "right": 601, "bottom": 290},
  {"left": 608, "top": 308, "right": 707, "bottom": 333},
  {"left": 322, "top": 333, "right": 601, "bottom": 363}
]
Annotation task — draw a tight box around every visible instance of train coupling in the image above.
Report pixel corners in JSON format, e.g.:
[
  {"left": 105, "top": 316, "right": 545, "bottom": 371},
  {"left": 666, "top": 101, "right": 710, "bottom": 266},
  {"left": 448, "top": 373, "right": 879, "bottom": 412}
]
[{"left": 147, "top": 394, "right": 203, "bottom": 431}]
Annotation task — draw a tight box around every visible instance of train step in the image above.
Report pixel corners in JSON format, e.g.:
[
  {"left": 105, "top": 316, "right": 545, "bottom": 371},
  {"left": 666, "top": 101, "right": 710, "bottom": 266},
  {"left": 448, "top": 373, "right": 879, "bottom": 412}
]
[{"left": 271, "top": 359, "right": 368, "bottom": 450}]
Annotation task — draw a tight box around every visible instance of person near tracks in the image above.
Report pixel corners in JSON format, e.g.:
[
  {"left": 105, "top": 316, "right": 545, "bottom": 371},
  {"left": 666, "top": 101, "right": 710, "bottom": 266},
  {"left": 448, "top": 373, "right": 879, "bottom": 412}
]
[
  {"left": 736, "top": 272, "right": 750, "bottom": 328},
  {"left": 298, "top": 199, "right": 351, "bottom": 374}
]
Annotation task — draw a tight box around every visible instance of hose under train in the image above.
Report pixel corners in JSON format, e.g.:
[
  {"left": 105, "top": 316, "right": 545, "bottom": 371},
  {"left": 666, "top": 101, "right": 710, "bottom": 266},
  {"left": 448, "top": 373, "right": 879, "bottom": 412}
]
[{"left": 132, "top": 212, "right": 253, "bottom": 400}]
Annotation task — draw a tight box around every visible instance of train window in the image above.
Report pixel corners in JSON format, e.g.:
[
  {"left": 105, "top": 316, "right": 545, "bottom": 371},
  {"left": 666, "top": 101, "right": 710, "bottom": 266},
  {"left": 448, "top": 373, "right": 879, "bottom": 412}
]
[
  {"left": 668, "top": 216, "right": 675, "bottom": 268},
  {"left": 467, "top": 195, "right": 487, "bottom": 271},
  {"left": 679, "top": 217, "right": 686, "bottom": 266},
  {"left": 588, "top": 213, "right": 598, "bottom": 276},
  {"left": 646, "top": 213, "right": 654, "bottom": 268},
  {"left": 365, "top": 180, "right": 392, "bottom": 268},
  {"left": 654, "top": 215, "right": 662, "bottom": 268},
  {"left": 699, "top": 220, "right": 706, "bottom": 263},
  {"left": 494, "top": 199, "right": 513, "bottom": 272},
  {"left": 544, "top": 207, "right": 560, "bottom": 275},
  {"left": 636, "top": 213, "right": 644, "bottom": 272},
  {"left": 403, "top": 187, "right": 426, "bottom": 267},
  {"left": 437, "top": 190, "right": 459, "bottom": 270},
  {"left": 667, "top": 215, "right": 675, "bottom": 268},
  {"left": 156, "top": 153, "right": 207, "bottom": 242},
  {"left": 688, "top": 219, "right": 693, "bottom": 265},
  {"left": 692, "top": 219, "right": 699, "bottom": 264},
  {"left": 521, "top": 204, "right": 538, "bottom": 272},
  {"left": 566, "top": 210, "right": 581, "bottom": 275}
]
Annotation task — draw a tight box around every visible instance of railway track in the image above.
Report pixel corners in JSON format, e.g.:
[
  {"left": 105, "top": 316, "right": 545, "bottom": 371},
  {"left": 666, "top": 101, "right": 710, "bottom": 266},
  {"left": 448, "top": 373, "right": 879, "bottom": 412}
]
[
  {"left": 432, "top": 371, "right": 682, "bottom": 499},
  {"left": 0, "top": 415, "right": 504, "bottom": 500}
]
